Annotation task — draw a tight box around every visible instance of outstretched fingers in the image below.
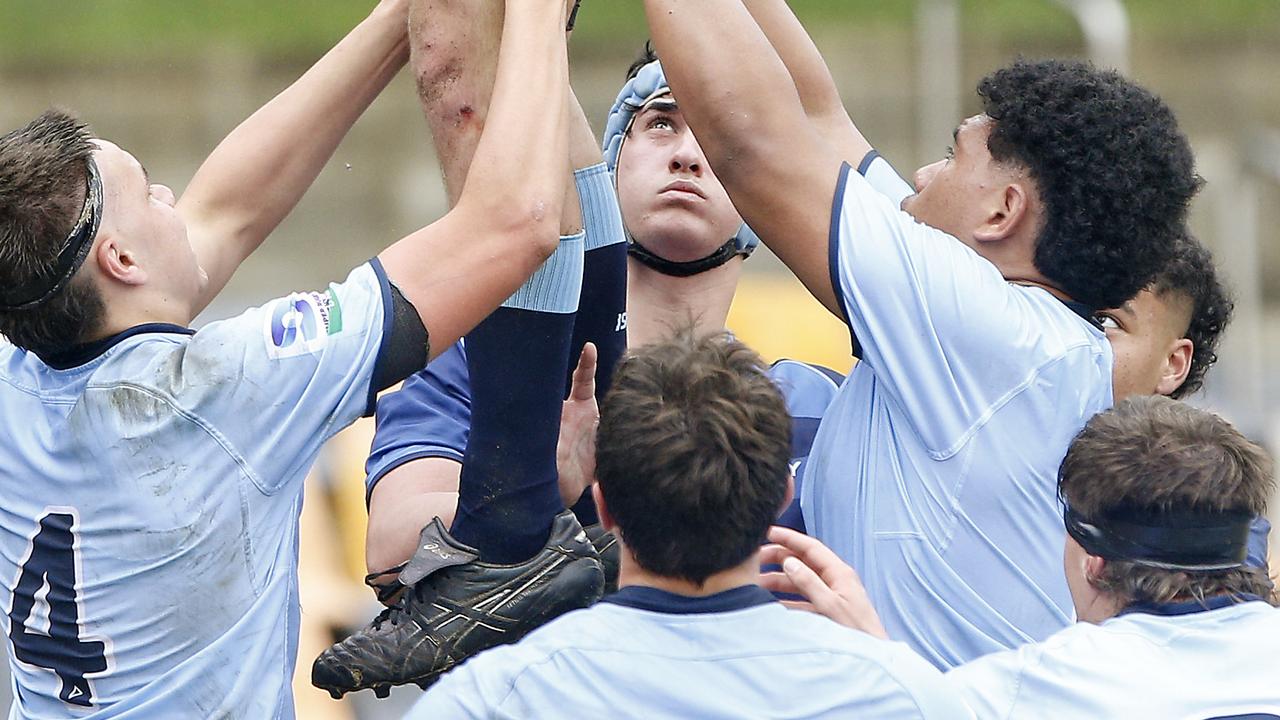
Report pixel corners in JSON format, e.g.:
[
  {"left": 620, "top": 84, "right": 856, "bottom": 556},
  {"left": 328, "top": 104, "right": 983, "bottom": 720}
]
[{"left": 762, "top": 526, "right": 889, "bottom": 639}]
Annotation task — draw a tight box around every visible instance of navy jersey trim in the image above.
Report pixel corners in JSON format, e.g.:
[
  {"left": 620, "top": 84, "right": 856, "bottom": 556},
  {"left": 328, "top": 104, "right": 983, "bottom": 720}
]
[
  {"left": 856, "top": 149, "right": 881, "bottom": 177},
  {"left": 38, "top": 323, "right": 195, "bottom": 370},
  {"left": 367, "top": 257, "right": 396, "bottom": 417},
  {"left": 1060, "top": 298, "right": 1103, "bottom": 332},
  {"left": 364, "top": 447, "right": 464, "bottom": 506},
  {"left": 1121, "top": 593, "right": 1264, "bottom": 618},
  {"left": 813, "top": 363, "right": 846, "bottom": 387},
  {"left": 828, "top": 162, "right": 860, "bottom": 359},
  {"left": 602, "top": 585, "right": 776, "bottom": 615}
]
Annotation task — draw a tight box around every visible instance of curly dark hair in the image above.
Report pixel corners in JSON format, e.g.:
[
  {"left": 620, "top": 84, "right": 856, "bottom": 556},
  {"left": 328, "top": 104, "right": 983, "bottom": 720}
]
[
  {"left": 1152, "top": 233, "right": 1234, "bottom": 400},
  {"left": 978, "top": 59, "right": 1202, "bottom": 310}
]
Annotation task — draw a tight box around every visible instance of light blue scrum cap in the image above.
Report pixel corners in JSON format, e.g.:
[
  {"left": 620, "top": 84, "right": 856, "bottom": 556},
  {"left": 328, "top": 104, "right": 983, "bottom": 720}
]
[{"left": 601, "top": 59, "right": 760, "bottom": 259}]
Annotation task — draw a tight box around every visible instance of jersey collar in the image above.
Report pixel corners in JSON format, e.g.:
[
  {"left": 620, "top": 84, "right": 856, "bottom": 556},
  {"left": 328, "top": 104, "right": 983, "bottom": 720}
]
[
  {"left": 1120, "top": 593, "right": 1265, "bottom": 618},
  {"left": 38, "top": 323, "right": 195, "bottom": 370},
  {"left": 602, "top": 584, "right": 776, "bottom": 615}
]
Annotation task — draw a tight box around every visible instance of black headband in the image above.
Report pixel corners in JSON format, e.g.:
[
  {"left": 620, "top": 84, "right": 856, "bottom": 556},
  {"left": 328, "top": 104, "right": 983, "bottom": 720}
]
[
  {"left": 1063, "top": 503, "right": 1254, "bottom": 572},
  {"left": 0, "top": 157, "right": 103, "bottom": 311},
  {"left": 628, "top": 238, "right": 742, "bottom": 278}
]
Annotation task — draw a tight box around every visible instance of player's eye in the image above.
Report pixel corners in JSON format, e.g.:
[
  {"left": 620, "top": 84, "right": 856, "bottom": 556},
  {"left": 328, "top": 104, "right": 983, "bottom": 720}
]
[
  {"left": 944, "top": 145, "right": 955, "bottom": 161},
  {"left": 647, "top": 115, "right": 675, "bottom": 132},
  {"left": 1095, "top": 314, "right": 1121, "bottom": 331}
]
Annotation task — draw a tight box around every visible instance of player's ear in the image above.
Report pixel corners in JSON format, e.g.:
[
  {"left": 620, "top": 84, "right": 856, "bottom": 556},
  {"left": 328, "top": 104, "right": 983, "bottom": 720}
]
[
  {"left": 95, "top": 230, "right": 148, "bottom": 287},
  {"left": 592, "top": 484, "right": 618, "bottom": 534},
  {"left": 1157, "top": 338, "right": 1194, "bottom": 397},
  {"left": 1083, "top": 554, "right": 1107, "bottom": 587},
  {"left": 779, "top": 474, "right": 795, "bottom": 516},
  {"left": 974, "top": 180, "right": 1032, "bottom": 244}
]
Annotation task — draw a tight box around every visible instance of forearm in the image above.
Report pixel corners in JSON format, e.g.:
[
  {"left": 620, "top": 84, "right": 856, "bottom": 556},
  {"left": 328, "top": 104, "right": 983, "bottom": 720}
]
[
  {"left": 740, "top": 0, "right": 872, "bottom": 163},
  {"left": 644, "top": 0, "right": 812, "bottom": 180},
  {"left": 181, "top": 3, "right": 410, "bottom": 308},
  {"left": 458, "top": 1, "right": 571, "bottom": 227}
]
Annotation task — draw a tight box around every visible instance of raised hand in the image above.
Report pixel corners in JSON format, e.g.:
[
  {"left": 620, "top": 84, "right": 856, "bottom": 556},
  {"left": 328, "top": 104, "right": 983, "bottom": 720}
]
[
  {"left": 758, "top": 526, "right": 889, "bottom": 639},
  {"left": 557, "top": 342, "right": 599, "bottom": 507}
]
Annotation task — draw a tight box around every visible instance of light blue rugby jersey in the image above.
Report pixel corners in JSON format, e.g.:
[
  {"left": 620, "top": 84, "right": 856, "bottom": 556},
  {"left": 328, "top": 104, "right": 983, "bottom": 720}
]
[
  {"left": 407, "top": 585, "right": 971, "bottom": 719},
  {"left": 803, "top": 155, "right": 1114, "bottom": 669},
  {"left": 0, "top": 262, "right": 392, "bottom": 719},
  {"left": 946, "top": 598, "right": 1280, "bottom": 719}
]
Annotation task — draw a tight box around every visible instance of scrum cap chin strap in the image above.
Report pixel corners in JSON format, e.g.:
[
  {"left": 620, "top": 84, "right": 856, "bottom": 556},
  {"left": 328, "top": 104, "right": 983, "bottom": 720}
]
[
  {"left": 628, "top": 238, "right": 740, "bottom": 277},
  {"left": 0, "top": 157, "right": 103, "bottom": 311}
]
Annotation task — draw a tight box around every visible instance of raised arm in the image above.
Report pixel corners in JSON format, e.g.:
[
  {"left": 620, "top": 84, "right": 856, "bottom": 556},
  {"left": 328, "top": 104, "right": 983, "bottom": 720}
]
[
  {"left": 378, "top": 0, "right": 572, "bottom": 358},
  {"left": 644, "top": 0, "right": 845, "bottom": 315},
  {"left": 740, "top": 0, "right": 875, "bottom": 168},
  {"left": 179, "top": 0, "right": 411, "bottom": 312}
]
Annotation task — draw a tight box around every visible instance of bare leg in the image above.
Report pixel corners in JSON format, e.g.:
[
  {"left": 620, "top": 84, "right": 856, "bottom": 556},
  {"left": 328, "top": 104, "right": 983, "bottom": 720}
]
[{"left": 409, "top": 0, "right": 581, "bottom": 230}]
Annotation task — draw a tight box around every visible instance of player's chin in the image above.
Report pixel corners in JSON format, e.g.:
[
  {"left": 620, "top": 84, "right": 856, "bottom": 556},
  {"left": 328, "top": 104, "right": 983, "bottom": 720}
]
[{"left": 632, "top": 220, "right": 728, "bottom": 261}]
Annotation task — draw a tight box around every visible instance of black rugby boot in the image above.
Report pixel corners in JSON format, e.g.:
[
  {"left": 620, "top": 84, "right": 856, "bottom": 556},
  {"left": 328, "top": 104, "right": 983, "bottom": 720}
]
[
  {"left": 311, "top": 510, "right": 604, "bottom": 698},
  {"left": 583, "top": 523, "right": 620, "bottom": 595}
]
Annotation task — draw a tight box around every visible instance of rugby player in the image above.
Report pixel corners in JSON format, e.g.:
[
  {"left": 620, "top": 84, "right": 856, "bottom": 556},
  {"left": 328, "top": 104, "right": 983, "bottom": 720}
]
[
  {"left": 407, "top": 331, "right": 970, "bottom": 719},
  {"left": 949, "top": 396, "right": 1280, "bottom": 718},
  {"left": 769, "top": 396, "right": 1280, "bottom": 718},
  {"left": 0, "top": 0, "right": 578, "bottom": 716},
  {"left": 645, "top": 0, "right": 1201, "bottom": 667}
]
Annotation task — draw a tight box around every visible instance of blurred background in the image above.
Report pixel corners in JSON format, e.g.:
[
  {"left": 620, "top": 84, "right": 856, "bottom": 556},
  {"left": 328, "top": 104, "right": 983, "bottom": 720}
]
[{"left": 1, "top": 1, "right": 1277, "bottom": 716}]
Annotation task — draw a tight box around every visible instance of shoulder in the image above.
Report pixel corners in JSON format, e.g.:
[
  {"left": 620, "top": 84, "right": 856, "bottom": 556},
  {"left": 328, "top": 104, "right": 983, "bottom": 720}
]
[
  {"left": 768, "top": 359, "right": 844, "bottom": 416},
  {"left": 440, "top": 604, "right": 620, "bottom": 684},
  {"left": 769, "top": 609, "right": 952, "bottom": 688},
  {"left": 781, "top": 614, "right": 966, "bottom": 718}
]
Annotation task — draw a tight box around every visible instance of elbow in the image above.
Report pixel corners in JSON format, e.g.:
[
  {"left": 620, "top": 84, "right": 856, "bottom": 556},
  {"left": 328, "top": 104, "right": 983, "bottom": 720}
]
[
  {"left": 480, "top": 195, "right": 563, "bottom": 265},
  {"left": 517, "top": 204, "right": 562, "bottom": 263}
]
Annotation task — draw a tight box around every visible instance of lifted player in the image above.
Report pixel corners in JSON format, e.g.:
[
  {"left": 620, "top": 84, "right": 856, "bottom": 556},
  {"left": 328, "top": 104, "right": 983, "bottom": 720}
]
[{"left": 0, "top": 0, "right": 577, "bottom": 716}]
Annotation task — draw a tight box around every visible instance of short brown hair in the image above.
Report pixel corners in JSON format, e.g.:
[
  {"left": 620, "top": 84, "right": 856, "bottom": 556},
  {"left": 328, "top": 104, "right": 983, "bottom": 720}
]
[
  {"left": 1060, "top": 395, "right": 1274, "bottom": 604},
  {"left": 595, "top": 329, "right": 791, "bottom": 586},
  {"left": 0, "top": 110, "right": 105, "bottom": 356}
]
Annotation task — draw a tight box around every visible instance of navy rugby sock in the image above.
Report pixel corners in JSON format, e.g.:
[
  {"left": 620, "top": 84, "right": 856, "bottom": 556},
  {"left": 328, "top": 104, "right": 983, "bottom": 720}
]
[
  {"left": 565, "top": 163, "right": 628, "bottom": 528},
  {"left": 450, "top": 233, "right": 584, "bottom": 564}
]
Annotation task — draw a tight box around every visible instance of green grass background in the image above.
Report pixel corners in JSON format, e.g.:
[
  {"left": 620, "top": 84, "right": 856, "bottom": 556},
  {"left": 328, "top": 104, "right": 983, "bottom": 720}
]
[{"left": 0, "top": 1, "right": 1275, "bottom": 66}]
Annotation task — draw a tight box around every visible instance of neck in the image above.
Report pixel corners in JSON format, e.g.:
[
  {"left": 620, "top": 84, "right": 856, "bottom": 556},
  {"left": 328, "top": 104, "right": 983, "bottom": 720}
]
[
  {"left": 617, "top": 547, "right": 760, "bottom": 597},
  {"left": 626, "top": 256, "right": 741, "bottom": 347},
  {"left": 92, "top": 293, "right": 192, "bottom": 344}
]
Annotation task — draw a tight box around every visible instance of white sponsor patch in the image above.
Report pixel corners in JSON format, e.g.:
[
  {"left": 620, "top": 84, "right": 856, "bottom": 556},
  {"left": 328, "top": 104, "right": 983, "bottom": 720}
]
[{"left": 263, "top": 290, "right": 343, "bottom": 359}]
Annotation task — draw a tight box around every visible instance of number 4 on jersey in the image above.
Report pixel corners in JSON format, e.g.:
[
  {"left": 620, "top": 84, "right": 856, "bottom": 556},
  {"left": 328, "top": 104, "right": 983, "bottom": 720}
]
[{"left": 8, "top": 510, "right": 109, "bottom": 707}]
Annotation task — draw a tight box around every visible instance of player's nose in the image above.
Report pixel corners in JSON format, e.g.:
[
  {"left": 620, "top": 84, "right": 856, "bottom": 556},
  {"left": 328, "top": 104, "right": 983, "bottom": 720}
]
[
  {"left": 913, "top": 160, "right": 945, "bottom": 193},
  {"left": 669, "top": 132, "right": 704, "bottom": 176}
]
